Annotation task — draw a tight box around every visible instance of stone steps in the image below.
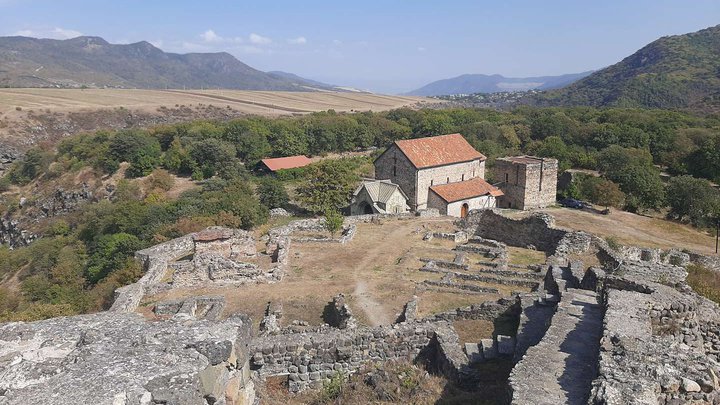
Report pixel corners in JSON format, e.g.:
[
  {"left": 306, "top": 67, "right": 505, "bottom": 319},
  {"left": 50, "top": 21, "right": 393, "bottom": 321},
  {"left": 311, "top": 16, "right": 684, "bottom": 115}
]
[{"left": 509, "top": 288, "right": 604, "bottom": 405}]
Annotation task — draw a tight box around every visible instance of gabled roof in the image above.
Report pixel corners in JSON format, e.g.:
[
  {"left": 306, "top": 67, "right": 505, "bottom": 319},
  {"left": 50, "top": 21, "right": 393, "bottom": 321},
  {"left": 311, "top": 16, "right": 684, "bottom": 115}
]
[
  {"left": 429, "top": 178, "right": 504, "bottom": 203},
  {"left": 353, "top": 179, "right": 408, "bottom": 203},
  {"left": 261, "top": 155, "right": 312, "bottom": 171},
  {"left": 392, "top": 134, "right": 486, "bottom": 169}
]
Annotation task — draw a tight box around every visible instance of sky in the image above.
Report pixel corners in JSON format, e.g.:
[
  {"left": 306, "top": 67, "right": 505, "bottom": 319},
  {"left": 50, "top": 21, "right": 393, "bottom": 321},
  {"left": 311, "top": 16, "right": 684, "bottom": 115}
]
[{"left": 1, "top": 0, "right": 719, "bottom": 93}]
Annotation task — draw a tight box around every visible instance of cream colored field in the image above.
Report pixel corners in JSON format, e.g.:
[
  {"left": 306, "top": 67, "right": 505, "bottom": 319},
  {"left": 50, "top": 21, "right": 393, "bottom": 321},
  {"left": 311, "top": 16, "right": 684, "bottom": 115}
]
[{"left": 0, "top": 88, "right": 430, "bottom": 116}]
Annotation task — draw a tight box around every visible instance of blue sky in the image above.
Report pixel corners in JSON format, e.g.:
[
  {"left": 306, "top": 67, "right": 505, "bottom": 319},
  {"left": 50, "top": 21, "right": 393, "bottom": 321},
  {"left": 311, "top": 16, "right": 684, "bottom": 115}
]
[{"left": 1, "top": 0, "right": 719, "bottom": 93}]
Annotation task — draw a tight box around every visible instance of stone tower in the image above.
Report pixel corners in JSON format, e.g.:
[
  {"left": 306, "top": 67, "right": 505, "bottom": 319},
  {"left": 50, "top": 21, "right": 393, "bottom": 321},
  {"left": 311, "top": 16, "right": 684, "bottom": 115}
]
[{"left": 495, "top": 156, "right": 558, "bottom": 210}]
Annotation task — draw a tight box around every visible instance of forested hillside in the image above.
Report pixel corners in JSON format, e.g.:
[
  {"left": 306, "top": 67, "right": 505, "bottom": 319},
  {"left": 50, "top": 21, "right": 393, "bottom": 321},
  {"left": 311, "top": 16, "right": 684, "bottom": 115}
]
[
  {"left": 536, "top": 25, "right": 720, "bottom": 112},
  {"left": 1, "top": 106, "right": 719, "bottom": 321}
]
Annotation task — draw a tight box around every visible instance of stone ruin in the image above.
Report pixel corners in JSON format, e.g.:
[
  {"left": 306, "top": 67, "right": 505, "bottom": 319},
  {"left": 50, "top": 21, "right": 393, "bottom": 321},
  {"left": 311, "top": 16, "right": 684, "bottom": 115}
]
[
  {"left": 3, "top": 210, "right": 720, "bottom": 404},
  {"left": 110, "top": 226, "right": 291, "bottom": 313},
  {"left": 0, "top": 312, "right": 255, "bottom": 405}
]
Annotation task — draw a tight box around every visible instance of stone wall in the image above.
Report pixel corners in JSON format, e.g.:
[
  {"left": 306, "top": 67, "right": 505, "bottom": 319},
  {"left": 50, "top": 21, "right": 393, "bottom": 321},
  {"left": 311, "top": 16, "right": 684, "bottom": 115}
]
[
  {"left": 495, "top": 157, "right": 558, "bottom": 210},
  {"left": 462, "top": 209, "right": 566, "bottom": 252},
  {"left": 250, "top": 322, "right": 442, "bottom": 392},
  {"left": 110, "top": 234, "right": 195, "bottom": 312},
  {"left": 416, "top": 159, "right": 484, "bottom": 210},
  {"left": 374, "top": 145, "right": 419, "bottom": 209}
]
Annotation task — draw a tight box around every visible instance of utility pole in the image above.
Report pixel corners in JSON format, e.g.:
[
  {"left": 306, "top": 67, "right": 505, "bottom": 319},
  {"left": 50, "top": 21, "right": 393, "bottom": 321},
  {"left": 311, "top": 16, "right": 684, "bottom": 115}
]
[{"left": 716, "top": 218, "right": 719, "bottom": 255}]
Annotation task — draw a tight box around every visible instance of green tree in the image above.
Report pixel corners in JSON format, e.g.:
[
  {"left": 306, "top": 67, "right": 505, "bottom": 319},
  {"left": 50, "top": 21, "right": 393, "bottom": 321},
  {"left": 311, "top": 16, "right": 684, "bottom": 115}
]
[
  {"left": 86, "top": 233, "right": 143, "bottom": 283},
  {"left": 257, "top": 178, "right": 289, "bottom": 209},
  {"left": 296, "top": 160, "right": 358, "bottom": 214},
  {"left": 108, "top": 130, "right": 162, "bottom": 177},
  {"left": 580, "top": 177, "right": 625, "bottom": 209},
  {"left": 189, "top": 138, "right": 237, "bottom": 179},
  {"left": 324, "top": 209, "right": 344, "bottom": 238},
  {"left": 598, "top": 146, "right": 665, "bottom": 211},
  {"left": 666, "top": 175, "right": 720, "bottom": 227}
]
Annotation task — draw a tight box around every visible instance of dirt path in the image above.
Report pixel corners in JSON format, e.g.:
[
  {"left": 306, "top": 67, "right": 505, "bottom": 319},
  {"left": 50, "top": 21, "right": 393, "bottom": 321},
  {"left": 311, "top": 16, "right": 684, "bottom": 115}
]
[
  {"left": 353, "top": 280, "right": 392, "bottom": 326},
  {"left": 345, "top": 219, "right": 441, "bottom": 326}
]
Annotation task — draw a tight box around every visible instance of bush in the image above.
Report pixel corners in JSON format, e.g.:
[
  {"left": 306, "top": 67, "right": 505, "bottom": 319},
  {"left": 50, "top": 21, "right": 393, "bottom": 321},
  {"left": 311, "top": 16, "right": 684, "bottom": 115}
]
[
  {"left": 144, "top": 168, "right": 175, "bottom": 192},
  {"left": 257, "top": 178, "right": 289, "bottom": 209},
  {"left": 324, "top": 210, "right": 344, "bottom": 238}
]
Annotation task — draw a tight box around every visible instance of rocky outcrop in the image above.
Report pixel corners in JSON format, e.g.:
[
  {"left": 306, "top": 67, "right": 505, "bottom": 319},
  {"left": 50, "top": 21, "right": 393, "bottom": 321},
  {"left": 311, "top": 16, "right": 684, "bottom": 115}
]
[
  {"left": 0, "top": 144, "right": 20, "bottom": 176},
  {"left": 0, "top": 216, "right": 37, "bottom": 248},
  {"left": 0, "top": 312, "right": 255, "bottom": 405}
]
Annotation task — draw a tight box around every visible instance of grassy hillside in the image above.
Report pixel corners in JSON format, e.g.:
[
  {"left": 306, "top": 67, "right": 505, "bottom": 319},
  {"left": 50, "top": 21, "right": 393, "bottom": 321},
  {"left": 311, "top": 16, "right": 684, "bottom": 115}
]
[
  {"left": 537, "top": 25, "right": 720, "bottom": 112},
  {"left": 0, "top": 36, "right": 305, "bottom": 90}
]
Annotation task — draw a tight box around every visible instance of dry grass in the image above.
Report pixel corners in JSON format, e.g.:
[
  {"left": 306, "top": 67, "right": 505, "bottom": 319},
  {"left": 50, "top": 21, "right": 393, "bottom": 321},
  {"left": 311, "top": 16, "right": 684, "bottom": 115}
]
[
  {"left": 453, "top": 319, "right": 495, "bottom": 343},
  {"left": 687, "top": 264, "right": 720, "bottom": 304},
  {"left": 0, "top": 88, "right": 429, "bottom": 117},
  {"left": 508, "top": 207, "right": 717, "bottom": 254},
  {"left": 257, "top": 359, "right": 488, "bottom": 405},
  {"left": 506, "top": 246, "right": 547, "bottom": 266},
  {"left": 140, "top": 217, "right": 511, "bottom": 328}
]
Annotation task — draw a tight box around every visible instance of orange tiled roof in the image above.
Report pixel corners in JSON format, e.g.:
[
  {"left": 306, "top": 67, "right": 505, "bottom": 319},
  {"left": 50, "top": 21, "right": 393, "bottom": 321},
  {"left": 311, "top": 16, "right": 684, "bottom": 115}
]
[
  {"left": 394, "top": 134, "right": 485, "bottom": 169},
  {"left": 429, "top": 178, "right": 504, "bottom": 203},
  {"left": 261, "top": 155, "right": 312, "bottom": 171}
]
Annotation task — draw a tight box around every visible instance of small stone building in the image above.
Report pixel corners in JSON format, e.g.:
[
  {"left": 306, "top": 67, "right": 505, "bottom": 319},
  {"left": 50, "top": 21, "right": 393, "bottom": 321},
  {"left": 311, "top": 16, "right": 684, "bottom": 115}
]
[
  {"left": 495, "top": 156, "right": 558, "bottom": 210},
  {"left": 427, "top": 177, "right": 503, "bottom": 217},
  {"left": 374, "top": 134, "right": 491, "bottom": 212},
  {"left": 350, "top": 180, "right": 409, "bottom": 215}
]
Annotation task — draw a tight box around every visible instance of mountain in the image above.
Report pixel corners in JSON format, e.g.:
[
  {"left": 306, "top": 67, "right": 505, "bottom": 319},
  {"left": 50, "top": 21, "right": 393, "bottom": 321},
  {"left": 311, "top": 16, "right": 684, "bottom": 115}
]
[
  {"left": 406, "top": 72, "right": 592, "bottom": 96},
  {"left": 536, "top": 25, "right": 720, "bottom": 110},
  {"left": 267, "top": 71, "right": 338, "bottom": 90},
  {"left": 0, "top": 36, "right": 307, "bottom": 90}
]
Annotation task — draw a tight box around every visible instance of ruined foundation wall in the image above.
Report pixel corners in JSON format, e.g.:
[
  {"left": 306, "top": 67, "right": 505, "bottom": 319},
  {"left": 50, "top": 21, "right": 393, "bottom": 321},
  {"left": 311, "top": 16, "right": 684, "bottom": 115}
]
[{"left": 462, "top": 209, "right": 566, "bottom": 252}]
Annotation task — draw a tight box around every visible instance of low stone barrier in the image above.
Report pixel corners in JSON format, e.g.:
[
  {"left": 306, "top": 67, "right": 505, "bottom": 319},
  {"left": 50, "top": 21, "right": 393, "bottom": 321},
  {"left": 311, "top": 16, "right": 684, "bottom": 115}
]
[{"left": 250, "top": 323, "right": 440, "bottom": 392}]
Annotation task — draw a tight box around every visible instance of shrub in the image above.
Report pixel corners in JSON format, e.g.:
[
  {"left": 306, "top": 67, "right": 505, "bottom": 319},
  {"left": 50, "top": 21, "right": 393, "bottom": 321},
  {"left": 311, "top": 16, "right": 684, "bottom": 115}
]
[
  {"left": 324, "top": 209, "right": 344, "bottom": 238},
  {"left": 605, "top": 236, "right": 621, "bottom": 251},
  {"left": 144, "top": 168, "right": 175, "bottom": 192},
  {"left": 257, "top": 178, "right": 289, "bottom": 209}
]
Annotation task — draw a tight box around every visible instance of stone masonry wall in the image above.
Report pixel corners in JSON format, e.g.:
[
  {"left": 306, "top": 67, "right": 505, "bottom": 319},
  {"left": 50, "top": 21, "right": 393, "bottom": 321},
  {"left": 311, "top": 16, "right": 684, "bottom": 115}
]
[
  {"left": 110, "top": 234, "right": 195, "bottom": 312},
  {"left": 495, "top": 158, "right": 558, "bottom": 210},
  {"left": 462, "top": 209, "right": 567, "bottom": 252},
  {"left": 249, "top": 323, "right": 442, "bottom": 392},
  {"left": 416, "top": 159, "right": 484, "bottom": 210},
  {"left": 374, "top": 145, "right": 418, "bottom": 209}
]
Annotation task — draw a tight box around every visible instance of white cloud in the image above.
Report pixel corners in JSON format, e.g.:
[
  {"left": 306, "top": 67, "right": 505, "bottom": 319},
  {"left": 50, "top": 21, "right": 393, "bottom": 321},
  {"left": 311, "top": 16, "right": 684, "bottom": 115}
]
[
  {"left": 332, "top": 39, "right": 342, "bottom": 45},
  {"left": 288, "top": 36, "right": 307, "bottom": 45},
  {"left": 12, "top": 27, "right": 82, "bottom": 39},
  {"left": 150, "top": 39, "right": 164, "bottom": 49},
  {"left": 417, "top": 47, "right": 426, "bottom": 52},
  {"left": 201, "top": 29, "right": 220, "bottom": 43},
  {"left": 249, "top": 33, "right": 272, "bottom": 45}
]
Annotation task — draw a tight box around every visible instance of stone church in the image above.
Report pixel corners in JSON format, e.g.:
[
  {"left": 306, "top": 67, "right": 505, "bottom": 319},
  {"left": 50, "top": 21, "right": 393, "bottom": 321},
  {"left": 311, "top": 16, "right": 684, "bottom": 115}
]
[{"left": 374, "top": 133, "right": 503, "bottom": 217}]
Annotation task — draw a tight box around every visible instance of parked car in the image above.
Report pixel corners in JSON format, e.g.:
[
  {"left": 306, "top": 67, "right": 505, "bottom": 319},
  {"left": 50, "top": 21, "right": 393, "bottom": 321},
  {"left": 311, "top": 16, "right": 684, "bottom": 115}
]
[{"left": 559, "top": 198, "right": 584, "bottom": 209}]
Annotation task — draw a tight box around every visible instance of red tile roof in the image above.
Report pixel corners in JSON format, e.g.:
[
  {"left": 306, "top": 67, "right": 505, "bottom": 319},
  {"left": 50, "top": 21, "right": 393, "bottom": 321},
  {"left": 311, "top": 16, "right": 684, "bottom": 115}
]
[
  {"left": 429, "top": 178, "right": 504, "bottom": 203},
  {"left": 261, "top": 155, "right": 312, "bottom": 171},
  {"left": 394, "top": 134, "right": 485, "bottom": 169}
]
